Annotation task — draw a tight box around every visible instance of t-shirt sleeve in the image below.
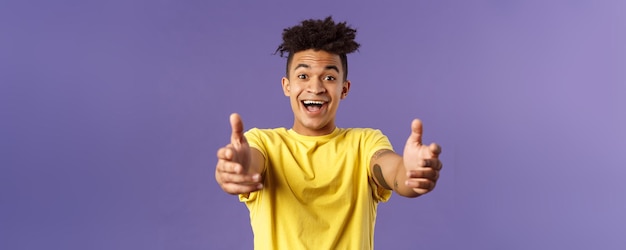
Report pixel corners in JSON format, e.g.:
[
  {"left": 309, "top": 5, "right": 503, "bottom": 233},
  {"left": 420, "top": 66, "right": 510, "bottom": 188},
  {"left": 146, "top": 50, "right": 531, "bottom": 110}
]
[
  {"left": 364, "top": 129, "right": 394, "bottom": 202},
  {"left": 244, "top": 128, "right": 266, "bottom": 159},
  {"left": 238, "top": 128, "right": 266, "bottom": 202}
]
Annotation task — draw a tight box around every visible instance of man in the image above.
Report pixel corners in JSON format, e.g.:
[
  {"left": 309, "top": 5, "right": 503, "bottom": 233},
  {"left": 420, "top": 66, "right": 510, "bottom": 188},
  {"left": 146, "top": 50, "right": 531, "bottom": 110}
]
[{"left": 215, "top": 16, "right": 442, "bottom": 249}]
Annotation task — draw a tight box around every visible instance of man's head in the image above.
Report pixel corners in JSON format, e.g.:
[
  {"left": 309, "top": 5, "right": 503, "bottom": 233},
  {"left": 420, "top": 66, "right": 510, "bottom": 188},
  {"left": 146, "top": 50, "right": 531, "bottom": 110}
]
[
  {"left": 276, "top": 17, "right": 360, "bottom": 136},
  {"left": 275, "top": 16, "right": 360, "bottom": 80}
]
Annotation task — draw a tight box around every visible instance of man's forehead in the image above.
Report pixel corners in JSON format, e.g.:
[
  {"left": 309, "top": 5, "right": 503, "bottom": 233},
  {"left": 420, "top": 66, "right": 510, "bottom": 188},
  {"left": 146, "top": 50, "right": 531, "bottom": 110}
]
[{"left": 291, "top": 50, "right": 342, "bottom": 70}]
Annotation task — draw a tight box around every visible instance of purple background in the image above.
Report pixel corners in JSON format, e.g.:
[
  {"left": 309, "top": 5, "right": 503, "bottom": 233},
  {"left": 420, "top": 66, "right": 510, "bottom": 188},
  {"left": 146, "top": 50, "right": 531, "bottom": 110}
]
[{"left": 1, "top": 0, "right": 625, "bottom": 249}]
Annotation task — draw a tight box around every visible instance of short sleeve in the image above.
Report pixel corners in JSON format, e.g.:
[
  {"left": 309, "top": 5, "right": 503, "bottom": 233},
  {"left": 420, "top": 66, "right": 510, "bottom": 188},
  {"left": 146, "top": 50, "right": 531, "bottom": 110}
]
[
  {"left": 238, "top": 128, "right": 267, "bottom": 202},
  {"left": 363, "top": 129, "right": 394, "bottom": 202},
  {"left": 243, "top": 128, "right": 267, "bottom": 160}
]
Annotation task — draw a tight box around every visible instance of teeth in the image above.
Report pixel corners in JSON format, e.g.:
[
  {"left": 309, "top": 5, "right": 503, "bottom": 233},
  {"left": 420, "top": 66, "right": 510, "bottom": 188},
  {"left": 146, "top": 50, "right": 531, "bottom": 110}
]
[{"left": 303, "top": 100, "right": 324, "bottom": 105}]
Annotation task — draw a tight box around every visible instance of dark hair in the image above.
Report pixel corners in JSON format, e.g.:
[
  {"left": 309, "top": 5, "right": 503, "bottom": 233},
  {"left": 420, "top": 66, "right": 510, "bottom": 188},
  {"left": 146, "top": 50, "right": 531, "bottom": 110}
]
[{"left": 275, "top": 16, "right": 360, "bottom": 80}]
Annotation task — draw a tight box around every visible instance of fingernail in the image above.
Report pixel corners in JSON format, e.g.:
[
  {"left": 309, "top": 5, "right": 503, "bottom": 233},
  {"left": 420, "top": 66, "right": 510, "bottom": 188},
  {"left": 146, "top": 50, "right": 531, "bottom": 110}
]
[
  {"left": 257, "top": 184, "right": 263, "bottom": 189},
  {"left": 252, "top": 174, "right": 260, "bottom": 181}
]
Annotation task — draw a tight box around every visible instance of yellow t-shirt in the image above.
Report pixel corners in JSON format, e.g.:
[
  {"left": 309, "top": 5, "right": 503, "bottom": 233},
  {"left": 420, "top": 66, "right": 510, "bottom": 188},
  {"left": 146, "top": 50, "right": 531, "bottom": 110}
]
[{"left": 240, "top": 127, "right": 394, "bottom": 250}]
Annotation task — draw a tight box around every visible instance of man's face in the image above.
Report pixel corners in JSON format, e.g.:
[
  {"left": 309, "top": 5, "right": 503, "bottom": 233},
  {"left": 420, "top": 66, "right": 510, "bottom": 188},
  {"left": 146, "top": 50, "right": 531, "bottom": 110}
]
[{"left": 282, "top": 49, "right": 350, "bottom": 136}]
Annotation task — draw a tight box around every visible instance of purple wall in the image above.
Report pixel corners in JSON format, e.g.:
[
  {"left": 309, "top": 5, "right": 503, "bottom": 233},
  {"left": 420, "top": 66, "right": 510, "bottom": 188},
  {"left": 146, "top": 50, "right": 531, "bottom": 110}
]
[{"left": 1, "top": 0, "right": 625, "bottom": 249}]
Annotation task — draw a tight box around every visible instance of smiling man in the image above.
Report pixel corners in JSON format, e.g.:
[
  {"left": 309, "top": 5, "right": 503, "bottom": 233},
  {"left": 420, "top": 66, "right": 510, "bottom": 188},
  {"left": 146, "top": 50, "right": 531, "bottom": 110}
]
[
  {"left": 215, "top": 16, "right": 443, "bottom": 249},
  {"left": 284, "top": 49, "right": 347, "bottom": 136}
]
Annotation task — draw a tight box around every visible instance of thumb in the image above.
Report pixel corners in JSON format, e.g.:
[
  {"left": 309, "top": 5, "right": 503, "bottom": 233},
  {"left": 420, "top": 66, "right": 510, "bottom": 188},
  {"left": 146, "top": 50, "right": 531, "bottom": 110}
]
[
  {"left": 230, "top": 113, "right": 246, "bottom": 147},
  {"left": 408, "top": 119, "right": 423, "bottom": 146}
]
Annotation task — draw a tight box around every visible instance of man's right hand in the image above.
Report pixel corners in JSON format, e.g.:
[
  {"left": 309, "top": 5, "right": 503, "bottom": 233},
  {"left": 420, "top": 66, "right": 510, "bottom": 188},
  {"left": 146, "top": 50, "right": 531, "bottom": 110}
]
[{"left": 215, "top": 113, "right": 263, "bottom": 194}]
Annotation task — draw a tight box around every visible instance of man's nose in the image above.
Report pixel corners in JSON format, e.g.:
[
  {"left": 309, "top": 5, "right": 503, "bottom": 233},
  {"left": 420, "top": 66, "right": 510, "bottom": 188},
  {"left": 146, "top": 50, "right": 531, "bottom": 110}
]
[{"left": 307, "top": 78, "right": 326, "bottom": 94}]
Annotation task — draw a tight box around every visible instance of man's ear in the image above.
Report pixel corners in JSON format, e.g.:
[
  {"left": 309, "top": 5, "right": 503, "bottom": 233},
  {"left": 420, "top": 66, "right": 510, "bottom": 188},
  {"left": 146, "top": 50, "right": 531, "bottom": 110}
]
[
  {"left": 341, "top": 80, "right": 351, "bottom": 99},
  {"left": 281, "top": 77, "right": 290, "bottom": 97}
]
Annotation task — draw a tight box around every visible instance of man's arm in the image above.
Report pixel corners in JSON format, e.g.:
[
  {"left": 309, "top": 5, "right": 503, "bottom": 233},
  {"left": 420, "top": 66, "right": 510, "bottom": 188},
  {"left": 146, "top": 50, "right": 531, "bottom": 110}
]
[
  {"left": 215, "top": 113, "right": 265, "bottom": 195},
  {"left": 370, "top": 119, "right": 442, "bottom": 198}
]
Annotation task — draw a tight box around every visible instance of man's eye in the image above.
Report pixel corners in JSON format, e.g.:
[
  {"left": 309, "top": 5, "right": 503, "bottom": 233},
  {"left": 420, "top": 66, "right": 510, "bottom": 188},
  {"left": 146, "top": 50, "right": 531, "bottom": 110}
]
[
  {"left": 324, "top": 75, "right": 336, "bottom": 81},
  {"left": 298, "top": 74, "right": 307, "bottom": 79}
]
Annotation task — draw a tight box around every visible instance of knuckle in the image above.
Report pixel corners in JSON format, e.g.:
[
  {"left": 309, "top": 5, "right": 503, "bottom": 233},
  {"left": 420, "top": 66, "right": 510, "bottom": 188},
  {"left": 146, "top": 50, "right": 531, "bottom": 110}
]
[
  {"left": 220, "top": 172, "right": 229, "bottom": 180},
  {"left": 423, "top": 159, "right": 430, "bottom": 167},
  {"left": 419, "top": 170, "right": 427, "bottom": 178},
  {"left": 222, "top": 173, "right": 232, "bottom": 182},
  {"left": 216, "top": 160, "right": 226, "bottom": 171},
  {"left": 231, "top": 163, "right": 241, "bottom": 173}
]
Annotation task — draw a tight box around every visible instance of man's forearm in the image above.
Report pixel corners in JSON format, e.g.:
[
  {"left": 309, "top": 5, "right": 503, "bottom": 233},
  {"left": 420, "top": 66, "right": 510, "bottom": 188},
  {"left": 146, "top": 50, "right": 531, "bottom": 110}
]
[{"left": 393, "top": 161, "right": 421, "bottom": 198}]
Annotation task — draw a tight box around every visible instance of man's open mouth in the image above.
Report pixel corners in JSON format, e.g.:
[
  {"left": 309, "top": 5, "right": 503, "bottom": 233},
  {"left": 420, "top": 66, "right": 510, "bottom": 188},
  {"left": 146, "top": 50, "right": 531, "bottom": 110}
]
[{"left": 302, "top": 100, "right": 325, "bottom": 112}]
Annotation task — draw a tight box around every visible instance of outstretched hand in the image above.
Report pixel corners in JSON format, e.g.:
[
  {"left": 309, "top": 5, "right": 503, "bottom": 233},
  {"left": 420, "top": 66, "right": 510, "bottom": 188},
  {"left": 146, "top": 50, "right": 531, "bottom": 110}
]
[
  {"left": 215, "top": 113, "right": 263, "bottom": 194},
  {"left": 402, "top": 119, "right": 442, "bottom": 196}
]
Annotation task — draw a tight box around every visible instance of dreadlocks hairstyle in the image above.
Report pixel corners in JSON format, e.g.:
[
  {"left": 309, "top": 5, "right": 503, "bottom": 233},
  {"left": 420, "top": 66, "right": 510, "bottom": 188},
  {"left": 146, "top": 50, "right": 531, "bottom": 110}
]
[{"left": 275, "top": 16, "right": 360, "bottom": 80}]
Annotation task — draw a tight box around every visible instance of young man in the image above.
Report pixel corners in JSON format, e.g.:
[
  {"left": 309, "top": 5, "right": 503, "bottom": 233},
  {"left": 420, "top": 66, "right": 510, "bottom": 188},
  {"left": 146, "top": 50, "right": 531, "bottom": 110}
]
[{"left": 215, "top": 16, "right": 442, "bottom": 249}]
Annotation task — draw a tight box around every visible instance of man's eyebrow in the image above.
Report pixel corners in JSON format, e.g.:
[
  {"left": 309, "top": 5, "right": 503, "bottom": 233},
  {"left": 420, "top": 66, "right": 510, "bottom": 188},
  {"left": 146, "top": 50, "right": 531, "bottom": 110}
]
[
  {"left": 294, "top": 64, "right": 310, "bottom": 70},
  {"left": 325, "top": 65, "right": 339, "bottom": 73},
  {"left": 293, "top": 63, "right": 339, "bottom": 73}
]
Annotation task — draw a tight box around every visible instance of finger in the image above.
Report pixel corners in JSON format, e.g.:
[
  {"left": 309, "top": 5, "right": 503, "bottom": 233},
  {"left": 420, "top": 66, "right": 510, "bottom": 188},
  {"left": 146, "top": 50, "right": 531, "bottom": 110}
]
[
  {"left": 408, "top": 119, "right": 423, "bottom": 145},
  {"left": 413, "top": 158, "right": 437, "bottom": 168},
  {"left": 424, "top": 159, "right": 443, "bottom": 170},
  {"left": 407, "top": 169, "right": 439, "bottom": 180},
  {"left": 221, "top": 182, "right": 264, "bottom": 195},
  {"left": 220, "top": 172, "right": 262, "bottom": 184},
  {"left": 429, "top": 143, "right": 442, "bottom": 156},
  {"left": 412, "top": 187, "right": 434, "bottom": 196},
  {"left": 216, "top": 146, "right": 234, "bottom": 160},
  {"left": 217, "top": 146, "right": 241, "bottom": 164},
  {"left": 405, "top": 179, "right": 435, "bottom": 190},
  {"left": 230, "top": 113, "right": 246, "bottom": 147},
  {"left": 216, "top": 159, "right": 243, "bottom": 174}
]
